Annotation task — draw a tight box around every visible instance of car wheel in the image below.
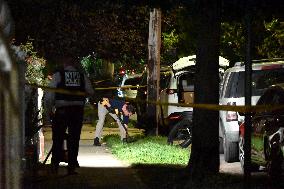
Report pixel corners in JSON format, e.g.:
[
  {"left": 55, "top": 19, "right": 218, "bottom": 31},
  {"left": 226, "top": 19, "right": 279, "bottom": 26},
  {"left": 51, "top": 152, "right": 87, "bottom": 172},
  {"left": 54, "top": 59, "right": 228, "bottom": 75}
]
[
  {"left": 223, "top": 135, "right": 238, "bottom": 163},
  {"left": 167, "top": 119, "right": 192, "bottom": 148},
  {"left": 267, "top": 156, "right": 283, "bottom": 180},
  {"left": 238, "top": 136, "right": 260, "bottom": 172},
  {"left": 265, "top": 140, "right": 283, "bottom": 179}
]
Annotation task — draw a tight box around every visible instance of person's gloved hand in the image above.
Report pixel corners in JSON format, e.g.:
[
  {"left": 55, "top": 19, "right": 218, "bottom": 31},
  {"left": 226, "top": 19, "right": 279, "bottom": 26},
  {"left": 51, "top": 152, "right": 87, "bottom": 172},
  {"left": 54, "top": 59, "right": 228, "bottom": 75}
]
[{"left": 106, "top": 106, "right": 115, "bottom": 113}]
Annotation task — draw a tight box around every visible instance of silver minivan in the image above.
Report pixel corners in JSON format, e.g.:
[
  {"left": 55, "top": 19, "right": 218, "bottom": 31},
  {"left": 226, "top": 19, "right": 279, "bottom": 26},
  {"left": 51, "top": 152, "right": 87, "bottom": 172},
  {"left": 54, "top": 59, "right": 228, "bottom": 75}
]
[{"left": 219, "top": 60, "right": 284, "bottom": 163}]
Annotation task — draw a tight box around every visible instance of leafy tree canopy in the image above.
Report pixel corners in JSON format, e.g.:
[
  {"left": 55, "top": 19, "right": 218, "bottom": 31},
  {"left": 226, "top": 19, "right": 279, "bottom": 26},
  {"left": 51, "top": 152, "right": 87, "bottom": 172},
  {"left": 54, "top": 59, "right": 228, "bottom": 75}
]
[{"left": 7, "top": 0, "right": 284, "bottom": 70}]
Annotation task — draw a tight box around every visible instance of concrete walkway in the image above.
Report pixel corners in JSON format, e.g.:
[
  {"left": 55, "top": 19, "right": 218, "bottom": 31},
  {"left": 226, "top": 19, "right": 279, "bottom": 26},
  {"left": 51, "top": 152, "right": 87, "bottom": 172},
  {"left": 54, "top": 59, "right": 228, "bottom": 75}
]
[
  {"left": 42, "top": 124, "right": 138, "bottom": 168},
  {"left": 23, "top": 125, "right": 151, "bottom": 189},
  {"left": 77, "top": 140, "right": 130, "bottom": 168},
  {"left": 26, "top": 141, "right": 148, "bottom": 189}
]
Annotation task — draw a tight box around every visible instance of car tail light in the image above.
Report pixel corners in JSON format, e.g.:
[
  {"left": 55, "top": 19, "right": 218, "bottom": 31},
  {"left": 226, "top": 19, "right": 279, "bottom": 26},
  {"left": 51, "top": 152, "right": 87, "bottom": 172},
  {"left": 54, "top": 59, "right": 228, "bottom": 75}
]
[
  {"left": 169, "top": 114, "right": 182, "bottom": 120},
  {"left": 261, "top": 65, "right": 283, "bottom": 70},
  {"left": 239, "top": 122, "right": 245, "bottom": 137},
  {"left": 226, "top": 102, "right": 238, "bottom": 122},
  {"left": 166, "top": 89, "right": 177, "bottom": 94}
]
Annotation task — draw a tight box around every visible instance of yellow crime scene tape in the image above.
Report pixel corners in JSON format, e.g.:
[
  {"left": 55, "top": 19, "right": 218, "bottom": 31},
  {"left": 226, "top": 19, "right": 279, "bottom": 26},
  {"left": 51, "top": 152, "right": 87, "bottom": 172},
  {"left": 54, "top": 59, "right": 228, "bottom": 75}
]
[
  {"left": 93, "top": 79, "right": 109, "bottom": 84},
  {"left": 27, "top": 83, "right": 284, "bottom": 113},
  {"left": 28, "top": 83, "right": 87, "bottom": 96},
  {"left": 146, "top": 100, "right": 284, "bottom": 113},
  {"left": 95, "top": 85, "right": 147, "bottom": 90}
]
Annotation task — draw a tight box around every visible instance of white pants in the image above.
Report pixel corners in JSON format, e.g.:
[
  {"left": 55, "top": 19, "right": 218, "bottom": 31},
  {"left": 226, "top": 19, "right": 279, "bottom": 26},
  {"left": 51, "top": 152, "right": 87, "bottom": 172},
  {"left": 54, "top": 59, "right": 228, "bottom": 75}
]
[{"left": 94, "top": 102, "right": 127, "bottom": 140}]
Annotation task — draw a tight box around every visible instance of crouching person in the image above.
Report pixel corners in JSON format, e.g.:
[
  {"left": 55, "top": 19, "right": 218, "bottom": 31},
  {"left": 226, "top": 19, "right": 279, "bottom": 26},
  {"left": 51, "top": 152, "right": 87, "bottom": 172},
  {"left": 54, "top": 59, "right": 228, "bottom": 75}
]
[{"left": 93, "top": 97, "right": 135, "bottom": 146}]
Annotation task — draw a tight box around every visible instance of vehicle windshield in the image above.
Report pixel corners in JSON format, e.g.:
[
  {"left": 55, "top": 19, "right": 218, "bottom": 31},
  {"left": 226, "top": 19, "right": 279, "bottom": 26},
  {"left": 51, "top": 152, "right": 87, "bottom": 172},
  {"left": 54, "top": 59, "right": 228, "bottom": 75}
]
[
  {"left": 124, "top": 77, "right": 142, "bottom": 86},
  {"left": 225, "top": 68, "right": 284, "bottom": 98}
]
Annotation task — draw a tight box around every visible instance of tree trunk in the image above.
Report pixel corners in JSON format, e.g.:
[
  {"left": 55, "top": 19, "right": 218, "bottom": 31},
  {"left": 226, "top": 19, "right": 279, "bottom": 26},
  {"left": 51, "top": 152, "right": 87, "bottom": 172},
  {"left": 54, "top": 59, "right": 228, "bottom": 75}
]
[
  {"left": 146, "top": 8, "right": 161, "bottom": 135},
  {"left": 188, "top": 0, "right": 221, "bottom": 179},
  {"left": 103, "top": 60, "right": 114, "bottom": 79}
]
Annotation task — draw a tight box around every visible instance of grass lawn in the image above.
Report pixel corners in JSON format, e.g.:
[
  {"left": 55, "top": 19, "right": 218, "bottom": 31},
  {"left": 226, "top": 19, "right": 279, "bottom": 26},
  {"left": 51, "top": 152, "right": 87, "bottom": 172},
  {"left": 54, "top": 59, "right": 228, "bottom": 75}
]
[
  {"left": 104, "top": 134, "right": 284, "bottom": 189},
  {"left": 103, "top": 134, "right": 190, "bottom": 166}
]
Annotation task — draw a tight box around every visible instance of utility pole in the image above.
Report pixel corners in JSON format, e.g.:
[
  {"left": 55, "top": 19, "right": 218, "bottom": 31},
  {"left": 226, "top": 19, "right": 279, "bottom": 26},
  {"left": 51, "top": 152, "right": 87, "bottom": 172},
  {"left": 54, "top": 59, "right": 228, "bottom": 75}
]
[
  {"left": 244, "top": 1, "right": 252, "bottom": 188},
  {"left": 147, "top": 8, "right": 161, "bottom": 135}
]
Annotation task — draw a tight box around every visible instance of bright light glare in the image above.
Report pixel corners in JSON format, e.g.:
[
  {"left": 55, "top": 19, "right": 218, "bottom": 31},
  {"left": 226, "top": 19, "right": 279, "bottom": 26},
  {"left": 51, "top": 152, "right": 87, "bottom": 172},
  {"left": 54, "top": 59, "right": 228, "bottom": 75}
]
[{"left": 77, "top": 154, "right": 130, "bottom": 168}]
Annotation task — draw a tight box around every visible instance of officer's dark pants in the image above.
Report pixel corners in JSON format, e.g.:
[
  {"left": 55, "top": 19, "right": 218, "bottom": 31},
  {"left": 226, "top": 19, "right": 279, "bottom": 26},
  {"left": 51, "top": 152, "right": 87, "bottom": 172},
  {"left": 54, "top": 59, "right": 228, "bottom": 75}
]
[{"left": 51, "top": 105, "right": 84, "bottom": 170}]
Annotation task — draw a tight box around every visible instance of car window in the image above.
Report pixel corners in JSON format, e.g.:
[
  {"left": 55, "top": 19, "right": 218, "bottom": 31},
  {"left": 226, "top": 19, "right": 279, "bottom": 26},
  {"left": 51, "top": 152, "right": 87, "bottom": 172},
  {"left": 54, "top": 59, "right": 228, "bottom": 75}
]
[
  {"left": 124, "top": 77, "right": 142, "bottom": 86},
  {"left": 177, "top": 72, "right": 195, "bottom": 103},
  {"left": 224, "top": 68, "right": 284, "bottom": 98},
  {"left": 253, "top": 69, "right": 284, "bottom": 89},
  {"left": 114, "top": 75, "right": 123, "bottom": 86},
  {"left": 257, "top": 87, "right": 284, "bottom": 105},
  {"left": 224, "top": 72, "right": 241, "bottom": 98},
  {"left": 178, "top": 72, "right": 195, "bottom": 92}
]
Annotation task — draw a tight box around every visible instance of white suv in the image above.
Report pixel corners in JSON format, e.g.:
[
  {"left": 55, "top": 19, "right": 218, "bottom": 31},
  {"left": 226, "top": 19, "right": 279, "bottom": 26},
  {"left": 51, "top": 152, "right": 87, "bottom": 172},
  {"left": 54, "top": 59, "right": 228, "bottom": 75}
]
[
  {"left": 219, "top": 59, "right": 284, "bottom": 163},
  {"left": 160, "top": 55, "right": 229, "bottom": 118}
]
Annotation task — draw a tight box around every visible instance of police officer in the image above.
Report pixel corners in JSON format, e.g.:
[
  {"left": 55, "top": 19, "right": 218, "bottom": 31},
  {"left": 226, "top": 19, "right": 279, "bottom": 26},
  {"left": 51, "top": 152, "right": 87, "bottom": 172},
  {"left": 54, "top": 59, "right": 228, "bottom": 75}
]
[{"left": 45, "top": 55, "right": 94, "bottom": 174}]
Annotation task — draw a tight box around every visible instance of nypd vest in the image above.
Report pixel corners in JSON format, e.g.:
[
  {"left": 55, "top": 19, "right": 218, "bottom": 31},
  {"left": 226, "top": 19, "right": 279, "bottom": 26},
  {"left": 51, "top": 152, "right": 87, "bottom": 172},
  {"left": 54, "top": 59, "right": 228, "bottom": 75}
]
[{"left": 55, "top": 70, "right": 85, "bottom": 102}]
